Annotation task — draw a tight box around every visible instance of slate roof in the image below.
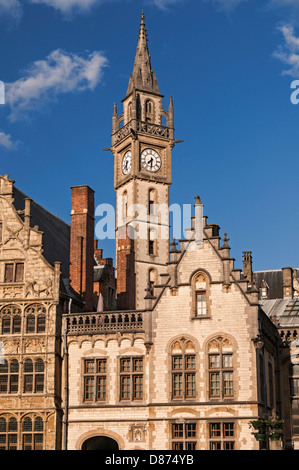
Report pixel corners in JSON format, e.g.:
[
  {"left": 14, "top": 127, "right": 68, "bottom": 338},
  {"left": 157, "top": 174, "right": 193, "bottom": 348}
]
[
  {"left": 13, "top": 187, "right": 70, "bottom": 279},
  {"left": 254, "top": 270, "right": 283, "bottom": 299}
]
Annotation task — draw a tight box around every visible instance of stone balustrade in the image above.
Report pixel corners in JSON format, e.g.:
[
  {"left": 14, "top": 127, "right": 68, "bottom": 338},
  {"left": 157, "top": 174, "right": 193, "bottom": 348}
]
[{"left": 66, "top": 311, "right": 144, "bottom": 335}]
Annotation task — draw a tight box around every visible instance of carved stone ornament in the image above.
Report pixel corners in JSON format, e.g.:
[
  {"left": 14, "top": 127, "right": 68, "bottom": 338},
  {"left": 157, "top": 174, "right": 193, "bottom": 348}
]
[
  {"left": 129, "top": 425, "right": 147, "bottom": 442},
  {"left": 25, "top": 278, "right": 53, "bottom": 299}
]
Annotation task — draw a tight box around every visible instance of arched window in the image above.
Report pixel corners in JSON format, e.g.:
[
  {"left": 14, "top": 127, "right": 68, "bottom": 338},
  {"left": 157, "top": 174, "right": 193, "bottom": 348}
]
[
  {"left": 0, "top": 359, "right": 19, "bottom": 394},
  {"left": 148, "top": 189, "right": 156, "bottom": 216},
  {"left": 0, "top": 416, "right": 18, "bottom": 450},
  {"left": 192, "top": 272, "right": 209, "bottom": 317},
  {"left": 128, "top": 102, "right": 132, "bottom": 120},
  {"left": 145, "top": 99, "right": 154, "bottom": 123},
  {"left": 22, "top": 416, "right": 44, "bottom": 450},
  {"left": 25, "top": 305, "right": 46, "bottom": 334},
  {"left": 207, "top": 337, "right": 234, "bottom": 399},
  {"left": 123, "top": 191, "right": 128, "bottom": 222},
  {"left": 148, "top": 229, "right": 157, "bottom": 256},
  {"left": 1, "top": 306, "right": 22, "bottom": 334},
  {"left": 24, "top": 358, "right": 44, "bottom": 394},
  {"left": 170, "top": 338, "right": 196, "bottom": 400}
]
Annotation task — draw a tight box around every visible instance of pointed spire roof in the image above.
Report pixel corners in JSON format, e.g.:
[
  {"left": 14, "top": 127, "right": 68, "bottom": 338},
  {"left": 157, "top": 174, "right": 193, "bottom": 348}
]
[{"left": 125, "top": 13, "right": 162, "bottom": 98}]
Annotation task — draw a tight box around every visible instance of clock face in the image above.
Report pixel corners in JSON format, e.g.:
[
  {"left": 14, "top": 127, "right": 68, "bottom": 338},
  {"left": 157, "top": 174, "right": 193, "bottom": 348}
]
[
  {"left": 122, "top": 151, "right": 132, "bottom": 175},
  {"left": 141, "top": 148, "right": 161, "bottom": 173}
]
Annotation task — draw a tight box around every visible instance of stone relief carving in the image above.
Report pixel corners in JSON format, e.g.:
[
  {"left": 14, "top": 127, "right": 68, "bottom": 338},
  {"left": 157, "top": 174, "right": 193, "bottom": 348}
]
[
  {"left": 3, "top": 225, "right": 23, "bottom": 245},
  {"left": 25, "top": 278, "right": 53, "bottom": 298}
]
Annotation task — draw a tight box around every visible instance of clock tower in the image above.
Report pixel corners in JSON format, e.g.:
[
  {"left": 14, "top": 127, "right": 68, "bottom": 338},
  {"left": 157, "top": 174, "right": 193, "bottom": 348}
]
[{"left": 111, "top": 13, "right": 175, "bottom": 310}]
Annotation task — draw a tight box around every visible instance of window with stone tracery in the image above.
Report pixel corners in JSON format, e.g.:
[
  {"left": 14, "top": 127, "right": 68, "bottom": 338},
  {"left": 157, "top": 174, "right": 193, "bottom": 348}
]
[
  {"left": 207, "top": 337, "right": 234, "bottom": 399},
  {"left": 25, "top": 304, "right": 46, "bottom": 334},
  {"left": 0, "top": 359, "right": 19, "bottom": 394},
  {"left": 0, "top": 416, "right": 18, "bottom": 450},
  {"left": 170, "top": 338, "right": 197, "bottom": 401},
  {"left": 0, "top": 305, "right": 21, "bottom": 335}
]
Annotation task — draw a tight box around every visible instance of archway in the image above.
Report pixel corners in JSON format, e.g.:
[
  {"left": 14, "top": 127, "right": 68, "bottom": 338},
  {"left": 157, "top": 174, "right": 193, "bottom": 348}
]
[{"left": 81, "top": 436, "right": 119, "bottom": 450}]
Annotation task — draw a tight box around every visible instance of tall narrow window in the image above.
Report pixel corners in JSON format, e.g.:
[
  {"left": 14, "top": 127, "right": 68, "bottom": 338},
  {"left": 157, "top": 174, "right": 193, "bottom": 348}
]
[
  {"left": 24, "top": 359, "right": 44, "bottom": 394},
  {"left": 4, "top": 264, "right": 14, "bottom": 283},
  {"left": 148, "top": 229, "right": 156, "bottom": 256},
  {"left": 0, "top": 223, "right": 2, "bottom": 243},
  {"left": 207, "top": 337, "right": 234, "bottom": 399},
  {"left": 148, "top": 189, "right": 156, "bottom": 216},
  {"left": 120, "top": 357, "right": 144, "bottom": 401},
  {"left": 172, "top": 354, "right": 196, "bottom": 399},
  {"left": 0, "top": 417, "right": 18, "bottom": 450},
  {"left": 22, "top": 416, "right": 44, "bottom": 450},
  {"left": 192, "top": 272, "right": 209, "bottom": 317},
  {"left": 0, "top": 360, "right": 19, "bottom": 394}
]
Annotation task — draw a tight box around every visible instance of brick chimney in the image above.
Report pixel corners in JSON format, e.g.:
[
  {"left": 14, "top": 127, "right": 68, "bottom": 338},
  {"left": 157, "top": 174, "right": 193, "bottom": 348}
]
[
  {"left": 70, "top": 185, "right": 95, "bottom": 311},
  {"left": 116, "top": 225, "right": 135, "bottom": 310}
]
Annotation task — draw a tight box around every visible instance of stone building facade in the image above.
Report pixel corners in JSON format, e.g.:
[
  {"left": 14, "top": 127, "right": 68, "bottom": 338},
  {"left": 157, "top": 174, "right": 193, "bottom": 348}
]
[{"left": 0, "top": 14, "right": 298, "bottom": 451}]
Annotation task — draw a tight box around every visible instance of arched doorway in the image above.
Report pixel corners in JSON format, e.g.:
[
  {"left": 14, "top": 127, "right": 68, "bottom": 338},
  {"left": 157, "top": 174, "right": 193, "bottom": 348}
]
[{"left": 81, "top": 436, "right": 119, "bottom": 450}]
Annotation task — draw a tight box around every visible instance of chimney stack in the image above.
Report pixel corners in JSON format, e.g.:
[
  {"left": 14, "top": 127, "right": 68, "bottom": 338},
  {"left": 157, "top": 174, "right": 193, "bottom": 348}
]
[
  {"left": 70, "top": 185, "right": 95, "bottom": 311},
  {"left": 243, "top": 251, "right": 253, "bottom": 285}
]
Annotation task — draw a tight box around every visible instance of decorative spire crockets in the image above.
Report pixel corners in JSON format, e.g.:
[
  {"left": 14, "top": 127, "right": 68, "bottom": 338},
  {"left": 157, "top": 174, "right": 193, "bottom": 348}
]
[{"left": 126, "top": 13, "right": 161, "bottom": 97}]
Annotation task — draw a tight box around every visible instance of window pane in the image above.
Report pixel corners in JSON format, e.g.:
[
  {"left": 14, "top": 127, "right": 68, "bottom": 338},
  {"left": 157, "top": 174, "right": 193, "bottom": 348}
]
[
  {"left": 223, "top": 372, "right": 233, "bottom": 396},
  {"left": 133, "top": 376, "right": 143, "bottom": 399},
  {"left": 196, "top": 292, "right": 207, "bottom": 315},
  {"left": 173, "top": 374, "right": 183, "bottom": 397},
  {"left": 24, "top": 375, "right": 33, "bottom": 393},
  {"left": 9, "top": 418, "right": 17, "bottom": 432},
  {"left": 23, "top": 418, "right": 32, "bottom": 432},
  {"left": 172, "top": 356, "right": 182, "bottom": 370},
  {"left": 84, "top": 377, "right": 94, "bottom": 401},
  {"left": 209, "top": 355, "right": 220, "bottom": 369},
  {"left": 2, "top": 317, "right": 11, "bottom": 334},
  {"left": 0, "top": 375, "right": 8, "bottom": 393},
  {"left": 34, "top": 418, "right": 43, "bottom": 432},
  {"left": 172, "top": 424, "right": 183, "bottom": 439},
  {"left": 4, "top": 264, "right": 14, "bottom": 283},
  {"left": 223, "top": 355, "right": 232, "bottom": 369},
  {"left": 13, "top": 316, "right": 21, "bottom": 334},
  {"left": 26, "top": 316, "right": 35, "bottom": 333},
  {"left": 186, "top": 374, "right": 196, "bottom": 397},
  {"left": 85, "top": 360, "right": 94, "bottom": 374},
  {"left": 120, "top": 359, "right": 131, "bottom": 372},
  {"left": 24, "top": 360, "right": 33, "bottom": 373},
  {"left": 210, "top": 372, "right": 220, "bottom": 397},
  {"left": 121, "top": 376, "right": 130, "bottom": 399},
  {"left": 35, "top": 359, "right": 44, "bottom": 373},
  {"left": 133, "top": 358, "right": 143, "bottom": 372},
  {"left": 210, "top": 423, "right": 221, "bottom": 438},
  {"left": 96, "top": 377, "right": 106, "bottom": 401},
  {"left": 185, "top": 355, "right": 195, "bottom": 370},
  {"left": 35, "top": 374, "right": 44, "bottom": 393},
  {"left": 15, "top": 263, "right": 24, "bottom": 282},
  {"left": 186, "top": 423, "right": 196, "bottom": 438},
  {"left": 10, "top": 375, "right": 18, "bottom": 393},
  {"left": 223, "top": 423, "right": 234, "bottom": 438},
  {"left": 97, "top": 359, "right": 106, "bottom": 374},
  {"left": 0, "top": 418, "right": 6, "bottom": 432},
  {"left": 37, "top": 315, "right": 46, "bottom": 333}
]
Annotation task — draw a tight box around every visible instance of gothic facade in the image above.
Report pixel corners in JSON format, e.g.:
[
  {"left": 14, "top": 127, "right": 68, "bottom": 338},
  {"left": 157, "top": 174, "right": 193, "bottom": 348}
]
[{"left": 0, "top": 14, "right": 298, "bottom": 451}]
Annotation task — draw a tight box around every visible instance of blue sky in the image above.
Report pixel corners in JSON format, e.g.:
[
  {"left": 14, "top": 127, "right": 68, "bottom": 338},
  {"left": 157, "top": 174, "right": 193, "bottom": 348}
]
[{"left": 0, "top": 0, "right": 299, "bottom": 271}]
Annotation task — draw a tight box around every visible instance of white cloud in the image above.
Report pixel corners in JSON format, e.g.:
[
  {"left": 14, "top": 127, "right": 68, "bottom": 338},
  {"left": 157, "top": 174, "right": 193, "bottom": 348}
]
[
  {"left": 6, "top": 48, "right": 108, "bottom": 121},
  {"left": 0, "top": 131, "right": 19, "bottom": 150},
  {"left": 274, "top": 25, "right": 299, "bottom": 76},
  {"left": 28, "top": 0, "right": 101, "bottom": 14},
  {"left": 0, "top": 0, "right": 22, "bottom": 19}
]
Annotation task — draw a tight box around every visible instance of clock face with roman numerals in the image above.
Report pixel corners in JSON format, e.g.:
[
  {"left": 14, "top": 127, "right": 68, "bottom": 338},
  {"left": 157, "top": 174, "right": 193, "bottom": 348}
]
[
  {"left": 122, "top": 151, "right": 132, "bottom": 175},
  {"left": 140, "top": 148, "right": 161, "bottom": 173}
]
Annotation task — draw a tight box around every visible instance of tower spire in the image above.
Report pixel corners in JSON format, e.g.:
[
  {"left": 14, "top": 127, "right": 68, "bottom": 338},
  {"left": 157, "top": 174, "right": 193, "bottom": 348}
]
[{"left": 126, "top": 13, "right": 161, "bottom": 97}]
